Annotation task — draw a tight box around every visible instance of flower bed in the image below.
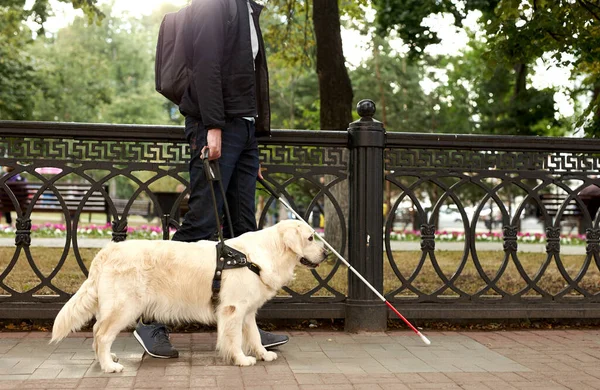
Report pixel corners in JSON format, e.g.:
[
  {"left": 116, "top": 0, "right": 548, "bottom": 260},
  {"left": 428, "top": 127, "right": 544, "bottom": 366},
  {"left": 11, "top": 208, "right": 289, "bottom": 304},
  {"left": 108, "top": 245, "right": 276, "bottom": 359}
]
[
  {"left": 0, "top": 224, "right": 588, "bottom": 245},
  {"left": 0, "top": 223, "right": 174, "bottom": 240},
  {"left": 389, "top": 230, "right": 587, "bottom": 245}
]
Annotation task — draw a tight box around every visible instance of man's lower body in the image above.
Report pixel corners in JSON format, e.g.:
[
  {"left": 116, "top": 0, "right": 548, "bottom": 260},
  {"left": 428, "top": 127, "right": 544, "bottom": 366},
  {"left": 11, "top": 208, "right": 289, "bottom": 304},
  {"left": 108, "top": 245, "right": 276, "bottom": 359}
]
[{"left": 134, "top": 116, "right": 288, "bottom": 358}]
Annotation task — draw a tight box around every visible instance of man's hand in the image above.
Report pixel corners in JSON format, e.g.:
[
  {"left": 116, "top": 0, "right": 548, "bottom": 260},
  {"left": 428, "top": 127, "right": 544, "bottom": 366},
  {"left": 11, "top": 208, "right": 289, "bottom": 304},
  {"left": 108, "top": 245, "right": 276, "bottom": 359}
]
[
  {"left": 258, "top": 163, "right": 265, "bottom": 180},
  {"left": 202, "top": 128, "right": 222, "bottom": 160}
]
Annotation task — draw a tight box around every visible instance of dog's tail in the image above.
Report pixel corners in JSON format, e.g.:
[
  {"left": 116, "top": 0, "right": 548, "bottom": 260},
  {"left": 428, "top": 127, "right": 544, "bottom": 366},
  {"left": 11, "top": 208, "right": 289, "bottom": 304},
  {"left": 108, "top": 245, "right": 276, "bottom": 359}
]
[{"left": 51, "top": 256, "right": 101, "bottom": 343}]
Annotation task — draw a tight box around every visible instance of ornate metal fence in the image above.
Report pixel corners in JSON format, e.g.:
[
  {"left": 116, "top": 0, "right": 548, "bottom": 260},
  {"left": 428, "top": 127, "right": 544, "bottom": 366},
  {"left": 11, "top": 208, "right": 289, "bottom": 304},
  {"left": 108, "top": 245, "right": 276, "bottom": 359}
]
[
  {"left": 384, "top": 133, "right": 600, "bottom": 320},
  {"left": 0, "top": 100, "right": 599, "bottom": 329}
]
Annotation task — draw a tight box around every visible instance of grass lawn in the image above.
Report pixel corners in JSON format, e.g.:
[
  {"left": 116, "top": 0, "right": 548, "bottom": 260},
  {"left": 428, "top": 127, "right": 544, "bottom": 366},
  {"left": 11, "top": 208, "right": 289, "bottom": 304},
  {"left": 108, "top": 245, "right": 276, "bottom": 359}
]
[{"left": 0, "top": 248, "right": 598, "bottom": 298}]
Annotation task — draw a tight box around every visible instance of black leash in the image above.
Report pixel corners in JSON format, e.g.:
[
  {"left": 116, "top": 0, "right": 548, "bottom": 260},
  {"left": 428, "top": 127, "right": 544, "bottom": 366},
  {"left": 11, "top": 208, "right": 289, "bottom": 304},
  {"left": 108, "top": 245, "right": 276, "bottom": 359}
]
[{"left": 202, "top": 149, "right": 261, "bottom": 304}]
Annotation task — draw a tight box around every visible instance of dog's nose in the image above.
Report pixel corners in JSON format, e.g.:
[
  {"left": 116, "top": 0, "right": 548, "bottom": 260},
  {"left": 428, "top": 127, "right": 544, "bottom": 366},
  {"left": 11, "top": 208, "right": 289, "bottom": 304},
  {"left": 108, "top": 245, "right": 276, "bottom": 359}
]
[{"left": 322, "top": 248, "right": 330, "bottom": 258}]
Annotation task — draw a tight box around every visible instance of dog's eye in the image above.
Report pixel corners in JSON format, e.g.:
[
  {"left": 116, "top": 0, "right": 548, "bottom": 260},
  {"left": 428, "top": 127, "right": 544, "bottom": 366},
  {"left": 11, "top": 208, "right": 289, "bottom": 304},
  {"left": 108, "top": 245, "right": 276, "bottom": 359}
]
[{"left": 308, "top": 235, "right": 314, "bottom": 241}]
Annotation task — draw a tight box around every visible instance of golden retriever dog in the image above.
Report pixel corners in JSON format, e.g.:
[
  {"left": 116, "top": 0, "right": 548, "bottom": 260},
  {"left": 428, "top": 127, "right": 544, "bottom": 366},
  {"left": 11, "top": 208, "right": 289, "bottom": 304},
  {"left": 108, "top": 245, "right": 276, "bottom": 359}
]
[{"left": 51, "top": 220, "right": 327, "bottom": 372}]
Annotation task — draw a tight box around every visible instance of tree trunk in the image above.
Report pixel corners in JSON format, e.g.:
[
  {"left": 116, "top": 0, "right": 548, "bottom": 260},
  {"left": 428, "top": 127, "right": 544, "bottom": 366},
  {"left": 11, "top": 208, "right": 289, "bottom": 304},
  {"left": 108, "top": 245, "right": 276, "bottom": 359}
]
[
  {"left": 313, "top": 0, "right": 353, "bottom": 130},
  {"left": 512, "top": 63, "right": 527, "bottom": 134},
  {"left": 313, "top": 0, "right": 353, "bottom": 256},
  {"left": 514, "top": 63, "right": 527, "bottom": 97},
  {"left": 593, "top": 84, "right": 600, "bottom": 129}
]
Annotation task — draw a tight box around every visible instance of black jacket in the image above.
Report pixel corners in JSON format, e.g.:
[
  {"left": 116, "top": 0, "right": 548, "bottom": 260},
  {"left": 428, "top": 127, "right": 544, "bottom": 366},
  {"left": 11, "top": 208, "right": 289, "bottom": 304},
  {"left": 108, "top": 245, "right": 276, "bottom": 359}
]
[{"left": 179, "top": 0, "right": 270, "bottom": 136}]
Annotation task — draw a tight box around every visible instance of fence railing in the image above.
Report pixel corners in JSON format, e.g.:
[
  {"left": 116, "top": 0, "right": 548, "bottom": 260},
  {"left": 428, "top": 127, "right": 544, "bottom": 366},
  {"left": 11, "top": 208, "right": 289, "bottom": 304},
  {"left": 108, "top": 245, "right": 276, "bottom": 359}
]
[{"left": 0, "top": 100, "right": 599, "bottom": 330}]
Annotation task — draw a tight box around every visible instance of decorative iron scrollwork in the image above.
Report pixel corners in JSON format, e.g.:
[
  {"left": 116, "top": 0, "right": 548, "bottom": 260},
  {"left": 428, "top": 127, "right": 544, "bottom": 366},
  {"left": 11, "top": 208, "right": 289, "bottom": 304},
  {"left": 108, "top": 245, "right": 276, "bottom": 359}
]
[
  {"left": 586, "top": 228, "right": 600, "bottom": 255},
  {"left": 111, "top": 219, "right": 128, "bottom": 243},
  {"left": 503, "top": 225, "right": 518, "bottom": 252},
  {"left": 14, "top": 217, "right": 31, "bottom": 246},
  {"left": 546, "top": 227, "right": 561, "bottom": 254},
  {"left": 420, "top": 224, "right": 436, "bottom": 251}
]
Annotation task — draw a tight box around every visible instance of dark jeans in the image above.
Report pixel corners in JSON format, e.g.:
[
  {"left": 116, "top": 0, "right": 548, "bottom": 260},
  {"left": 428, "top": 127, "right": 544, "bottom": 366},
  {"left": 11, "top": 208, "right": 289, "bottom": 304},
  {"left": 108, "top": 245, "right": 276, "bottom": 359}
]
[{"left": 172, "top": 116, "right": 259, "bottom": 242}]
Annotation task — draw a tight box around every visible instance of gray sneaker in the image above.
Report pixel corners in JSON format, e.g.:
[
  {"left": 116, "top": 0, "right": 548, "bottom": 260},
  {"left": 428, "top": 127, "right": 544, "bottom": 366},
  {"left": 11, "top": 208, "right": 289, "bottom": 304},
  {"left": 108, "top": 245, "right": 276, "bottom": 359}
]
[
  {"left": 133, "top": 321, "right": 179, "bottom": 359},
  {"left": 259, "top": 328, "right": 289, "bottom": 349}
]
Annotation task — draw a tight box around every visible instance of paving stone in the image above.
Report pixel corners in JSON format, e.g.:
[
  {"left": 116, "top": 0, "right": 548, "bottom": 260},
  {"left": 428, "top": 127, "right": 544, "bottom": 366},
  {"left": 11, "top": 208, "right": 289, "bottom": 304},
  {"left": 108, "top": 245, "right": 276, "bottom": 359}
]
[
  {"left": 0, "top": 377, "right": 28, "bottom": 384},
  {"left": 345, "top": 374, "right": 399, "bottom": 384},
  {"left": 134, "top": 375, "right": 189, "bottom": 388},
  {"left": 164, "top": 365, "right": 191, "bottom": 376},
  {"left": 270, "top": 385, "right": 300, "bottom": 390},
  {"left": 294, "top": 373, "right": 323, "bottom": 385},
  {"left": 77, "top": 377, "right": 110, "bottom": 387},
  {"left": 21, "top": 379, "right": 80, "bottom": 389},
  {"left": 28, "top": 368, "right": 61, "bottom": 380},
  {"left": 352, "top": 384, "right": 384, "bottom": 390},
  {"left": 56, "top": 366, "right": 89, "bottom": 379},
  {"left": 380, "top": 384, "right": 410, "bottom": 390},
  {"left": 7, "top": 359, "right": 45, "bottom": 375}
]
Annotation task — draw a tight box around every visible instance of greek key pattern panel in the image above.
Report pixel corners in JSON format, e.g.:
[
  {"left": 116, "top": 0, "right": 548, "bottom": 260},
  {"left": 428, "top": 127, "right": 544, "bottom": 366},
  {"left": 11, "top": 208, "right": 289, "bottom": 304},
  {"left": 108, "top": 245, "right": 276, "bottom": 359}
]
[
  {"left": 259, "top": 145, "right": 348, "bottom": 169},
  {"left": 0, "top": 138, "right": 190, "bottom": 165},
  {"left": 386, "top": 149, "right": 600, "bottom": 173}
]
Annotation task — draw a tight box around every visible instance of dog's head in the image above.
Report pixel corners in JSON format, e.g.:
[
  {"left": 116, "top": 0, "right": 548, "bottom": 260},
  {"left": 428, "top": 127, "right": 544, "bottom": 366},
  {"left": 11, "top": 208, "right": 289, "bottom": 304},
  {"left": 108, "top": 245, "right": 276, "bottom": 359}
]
[{"left": 278, "top": 220, "right": 328, "bottom": 268}]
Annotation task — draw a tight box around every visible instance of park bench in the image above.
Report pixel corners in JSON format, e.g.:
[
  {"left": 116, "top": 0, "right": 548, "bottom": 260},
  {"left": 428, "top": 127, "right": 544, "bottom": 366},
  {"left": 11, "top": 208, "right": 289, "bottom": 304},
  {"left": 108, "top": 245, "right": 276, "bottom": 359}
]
[
  {"left": 538, "top": 193, "right": 584, "bottom": 233},
  {"left": 0, "top": 182, "right": 192, "bottom": 225},
  {"left": 153, "top": 191, "right": 189, "bottom": 221},
  {"left": 0, "top": 182, "right": 110, "bottom": 223},
  {"left": 112, "top": 195, "right": 189, "bottom": 221},
  {"left": 113, "top": 198, "right": 153, "bottom": 221}
]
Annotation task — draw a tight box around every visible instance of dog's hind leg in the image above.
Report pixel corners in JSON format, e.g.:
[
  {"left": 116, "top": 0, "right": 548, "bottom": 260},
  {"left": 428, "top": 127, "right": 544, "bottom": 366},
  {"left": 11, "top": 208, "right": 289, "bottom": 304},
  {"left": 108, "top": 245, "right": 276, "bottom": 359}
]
[
  {"left": 216, "top": 304, "right": 256, "bottom": 366},
  {"left": 242, "top": 314, "right": 277, "bottom": 362},
  {"left": 92, "top": 321, "right": 118, "bottom": 363},
  {"left": 94, "top": 304, "right": 140, "bottom": 373}
]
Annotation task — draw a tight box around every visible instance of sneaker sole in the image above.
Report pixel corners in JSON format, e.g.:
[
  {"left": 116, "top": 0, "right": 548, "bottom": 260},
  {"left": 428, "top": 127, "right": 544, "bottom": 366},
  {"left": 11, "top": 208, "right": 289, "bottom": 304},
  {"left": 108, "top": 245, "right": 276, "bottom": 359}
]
[
  {"left": 133, "top": 330, "right": 178, "bottom": 359},
  {"left": 263, "top": 338, "right": 289, "bottom": 349}
]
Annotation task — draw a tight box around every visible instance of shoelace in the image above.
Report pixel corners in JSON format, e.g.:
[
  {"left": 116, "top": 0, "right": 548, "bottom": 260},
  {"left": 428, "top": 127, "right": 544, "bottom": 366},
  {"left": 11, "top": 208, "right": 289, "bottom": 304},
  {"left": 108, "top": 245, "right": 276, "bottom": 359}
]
[{"left": 150, "top": 325, "right": 172, "bottom": 346}]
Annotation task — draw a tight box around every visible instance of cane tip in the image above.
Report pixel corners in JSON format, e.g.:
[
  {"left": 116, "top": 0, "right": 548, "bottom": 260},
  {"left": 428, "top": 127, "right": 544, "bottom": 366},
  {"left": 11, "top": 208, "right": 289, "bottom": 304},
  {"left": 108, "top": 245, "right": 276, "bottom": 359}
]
[{"left": 419, "top": 333, "right": 431, "bottom": 345}]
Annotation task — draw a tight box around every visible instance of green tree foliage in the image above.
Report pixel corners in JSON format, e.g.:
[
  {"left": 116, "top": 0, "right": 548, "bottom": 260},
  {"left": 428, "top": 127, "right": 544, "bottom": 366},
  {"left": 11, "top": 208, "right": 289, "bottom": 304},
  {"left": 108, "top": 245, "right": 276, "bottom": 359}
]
[
  {"left": 29, "top": 17, "right": 112, "bottom": 122},
  {"left": 372, "top": 0, "right": 566, "bottom": 136},
  {"left": 373, "top": 0, "right": 498, "bottom": 56},
  {"left": 268, "top": 62, "right": 320, "bottom": 130},
  {"left": 489, "top": 0, "right": 600, "bottom": 136},
  {"left": 350, "top": 38, "right": 434, "bottom": 132},
  {"left": 2, "top": 2, "right": 179, "bottom": 124},
  {"left": 0, "top": 0, "right": 103, "bottom": 120},
  {"left": 0, "top": 31, "right": 38, "bottom": 120},
  {"left": 0, "top": 1, "right": 37, "bottom": 119},
  {"left": 261, "top": 2, "right": 320, "bottom": 129},
  {"left": 434, "top": 37, "right": 566, "bottom": 136}
]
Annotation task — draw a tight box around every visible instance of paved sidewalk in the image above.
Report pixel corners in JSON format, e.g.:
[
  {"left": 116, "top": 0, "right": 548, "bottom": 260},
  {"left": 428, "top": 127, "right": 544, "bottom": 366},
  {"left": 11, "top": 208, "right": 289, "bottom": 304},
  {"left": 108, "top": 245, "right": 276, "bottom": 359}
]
[{"left": 0, "top": 330, "right": 598, "bottom": 389}]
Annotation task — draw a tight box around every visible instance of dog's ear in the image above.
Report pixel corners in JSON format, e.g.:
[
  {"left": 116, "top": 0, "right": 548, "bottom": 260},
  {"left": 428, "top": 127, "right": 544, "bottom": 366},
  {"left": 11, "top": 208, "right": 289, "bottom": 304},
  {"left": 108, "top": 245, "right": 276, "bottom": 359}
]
[{"left": 282, "top": 225, "right": 303, "bottom": 256}]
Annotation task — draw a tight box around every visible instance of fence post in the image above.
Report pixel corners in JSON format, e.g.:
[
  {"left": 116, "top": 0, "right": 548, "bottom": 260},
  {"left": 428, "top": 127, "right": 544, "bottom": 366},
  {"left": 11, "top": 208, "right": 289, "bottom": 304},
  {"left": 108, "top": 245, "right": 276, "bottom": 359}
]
[{"left": 345, "top": 99, "right": 387, "bottom": 332}]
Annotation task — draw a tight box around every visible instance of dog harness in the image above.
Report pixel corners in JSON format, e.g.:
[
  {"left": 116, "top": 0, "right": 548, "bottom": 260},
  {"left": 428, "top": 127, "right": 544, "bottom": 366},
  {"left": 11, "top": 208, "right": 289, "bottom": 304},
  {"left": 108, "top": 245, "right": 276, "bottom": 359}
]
[
  {"left": 211, "top": 241, "right": 261, "bottom": 302},
  {"left": 201, "top": 150, "right": 262, "bottom": 303}
]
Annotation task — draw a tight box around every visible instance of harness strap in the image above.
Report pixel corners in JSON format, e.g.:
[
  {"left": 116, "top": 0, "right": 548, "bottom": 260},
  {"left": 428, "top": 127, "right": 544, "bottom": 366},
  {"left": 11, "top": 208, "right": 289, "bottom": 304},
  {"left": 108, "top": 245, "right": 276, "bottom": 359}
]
[
  {"left": 202, "top": 150, "right": 261, "bottom": 304},
  {"left": 211, "top": 241, "right": 261, "bottom": 303}
]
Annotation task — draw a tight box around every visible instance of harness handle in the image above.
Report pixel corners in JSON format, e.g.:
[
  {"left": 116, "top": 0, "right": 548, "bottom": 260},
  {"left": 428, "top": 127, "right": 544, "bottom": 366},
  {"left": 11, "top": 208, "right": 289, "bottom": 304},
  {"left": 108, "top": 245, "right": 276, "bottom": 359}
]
[{"left": 202, "top": 149, "right": 235, "bottom": 242}]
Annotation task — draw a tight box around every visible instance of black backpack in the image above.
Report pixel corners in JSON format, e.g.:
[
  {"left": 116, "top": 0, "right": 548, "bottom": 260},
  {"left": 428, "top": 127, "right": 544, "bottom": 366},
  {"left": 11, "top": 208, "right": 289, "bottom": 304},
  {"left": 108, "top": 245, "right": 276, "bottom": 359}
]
[{"left": 155, "top": 6, "right": 191, "bottom": 105}]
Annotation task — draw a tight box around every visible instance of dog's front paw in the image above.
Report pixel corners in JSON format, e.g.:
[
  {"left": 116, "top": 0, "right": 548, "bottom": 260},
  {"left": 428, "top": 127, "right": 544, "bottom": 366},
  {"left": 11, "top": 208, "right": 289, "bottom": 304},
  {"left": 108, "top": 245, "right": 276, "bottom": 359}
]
[
  {"left": 235, "top": 355, "right": 257, "bottom": 366},
  {"left": 261, "top": 351, "right": 277, "bottom": 362},
  {"left": 103, "top": 362, "right": 124, "bottom": 373}
]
